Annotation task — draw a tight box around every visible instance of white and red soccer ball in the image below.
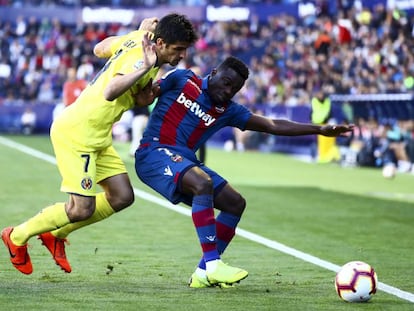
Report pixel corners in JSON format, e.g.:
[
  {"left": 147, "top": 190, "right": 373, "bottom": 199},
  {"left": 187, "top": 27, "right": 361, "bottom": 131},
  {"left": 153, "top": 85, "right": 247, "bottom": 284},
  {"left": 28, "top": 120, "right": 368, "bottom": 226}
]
[{"left": 335, "top": 261, "right": 378, "bottom": 302}]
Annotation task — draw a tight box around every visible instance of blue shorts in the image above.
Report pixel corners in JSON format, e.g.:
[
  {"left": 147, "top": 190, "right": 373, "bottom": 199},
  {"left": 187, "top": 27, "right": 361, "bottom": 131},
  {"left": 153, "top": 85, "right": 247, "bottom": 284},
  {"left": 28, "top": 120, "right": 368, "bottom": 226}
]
[{"left": 135, "top": 143, "right": 227, "bottom": 205}]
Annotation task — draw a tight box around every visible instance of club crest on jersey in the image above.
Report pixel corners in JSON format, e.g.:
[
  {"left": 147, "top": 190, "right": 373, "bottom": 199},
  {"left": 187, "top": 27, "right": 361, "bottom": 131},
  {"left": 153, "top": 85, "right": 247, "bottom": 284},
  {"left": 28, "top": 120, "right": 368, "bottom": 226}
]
[
  {"left": 134, "top": 60, "right": 144, "bottom": 69},
  {"left": 158, "top": 147, "right": 183, "bottom": 163},
  {"left": 81, "top": 177, "right": 93, "bottom": 190},
  {"left": 176, "top": 92, "right": 216, "bottom": 126},
  {"left": 215, "top": 106, "right": 225, "bottom": 113},
  {"left": 171, "top": 154, "right": 183, "bottom": 162}
]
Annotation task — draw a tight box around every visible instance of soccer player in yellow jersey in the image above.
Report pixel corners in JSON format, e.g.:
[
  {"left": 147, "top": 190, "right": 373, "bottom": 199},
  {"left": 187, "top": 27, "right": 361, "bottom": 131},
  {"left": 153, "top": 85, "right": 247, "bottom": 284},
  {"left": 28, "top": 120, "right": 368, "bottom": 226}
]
[{"left": 1, "top": 13, "right": 198, "bottom": 275}]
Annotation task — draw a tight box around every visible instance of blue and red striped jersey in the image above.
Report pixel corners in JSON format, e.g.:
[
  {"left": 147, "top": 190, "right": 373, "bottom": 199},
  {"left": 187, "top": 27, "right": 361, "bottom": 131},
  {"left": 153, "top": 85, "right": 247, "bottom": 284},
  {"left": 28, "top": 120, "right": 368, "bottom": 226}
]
[{"left": 141, "top": 68, "right": 252, "bottom": 153}]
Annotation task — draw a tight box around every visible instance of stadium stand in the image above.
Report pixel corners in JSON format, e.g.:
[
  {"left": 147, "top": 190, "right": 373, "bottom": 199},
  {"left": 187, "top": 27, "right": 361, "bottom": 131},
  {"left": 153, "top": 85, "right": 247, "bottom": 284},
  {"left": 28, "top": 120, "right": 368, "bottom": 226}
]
[{"left": 0, "top": 1, "right": 413, "bottom": 161}]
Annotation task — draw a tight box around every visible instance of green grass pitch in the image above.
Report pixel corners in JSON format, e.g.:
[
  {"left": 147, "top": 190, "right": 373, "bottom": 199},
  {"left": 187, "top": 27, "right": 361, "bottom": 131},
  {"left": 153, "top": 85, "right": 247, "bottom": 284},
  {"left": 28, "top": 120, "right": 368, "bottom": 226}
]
[{"left": 0, "top": 135, "right": 413, "bottom": 310}]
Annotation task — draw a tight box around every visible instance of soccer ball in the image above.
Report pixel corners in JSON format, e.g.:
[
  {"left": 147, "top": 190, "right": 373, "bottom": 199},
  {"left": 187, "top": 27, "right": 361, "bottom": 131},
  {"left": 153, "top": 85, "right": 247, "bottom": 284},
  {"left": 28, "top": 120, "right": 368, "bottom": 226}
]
[
  {"left": 335, "top": 261, "right": 378, "bottom": 302},
  {"left": 382, "top": 163, "right": 396, "bottom": 179}
]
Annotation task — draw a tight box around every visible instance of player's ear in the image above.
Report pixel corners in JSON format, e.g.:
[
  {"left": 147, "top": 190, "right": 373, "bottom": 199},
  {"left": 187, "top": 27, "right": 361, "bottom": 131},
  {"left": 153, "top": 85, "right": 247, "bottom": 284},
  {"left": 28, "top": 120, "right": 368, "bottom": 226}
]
[{"left": 154, "top": 37, "right": 164, "bottom": 47}]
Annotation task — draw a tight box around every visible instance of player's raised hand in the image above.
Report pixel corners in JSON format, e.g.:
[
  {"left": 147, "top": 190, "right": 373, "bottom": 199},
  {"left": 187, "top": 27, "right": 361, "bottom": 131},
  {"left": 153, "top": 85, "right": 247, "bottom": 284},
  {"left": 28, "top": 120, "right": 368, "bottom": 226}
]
[
  {"left": 320, "top": 124, "right": 355, "bottom": 137},
  {"left": 138, "top": 17, "right": 158, "bottom": 32},
  {"left": 142, "top": 32, "right": 157, "bottom": 69}
]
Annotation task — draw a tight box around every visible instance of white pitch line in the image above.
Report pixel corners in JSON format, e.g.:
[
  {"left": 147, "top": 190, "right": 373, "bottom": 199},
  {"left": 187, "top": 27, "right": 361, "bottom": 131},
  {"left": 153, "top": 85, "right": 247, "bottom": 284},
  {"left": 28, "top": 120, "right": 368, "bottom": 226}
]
[{"left": 1, "top": 135, "right": 413, "bottom": 303}]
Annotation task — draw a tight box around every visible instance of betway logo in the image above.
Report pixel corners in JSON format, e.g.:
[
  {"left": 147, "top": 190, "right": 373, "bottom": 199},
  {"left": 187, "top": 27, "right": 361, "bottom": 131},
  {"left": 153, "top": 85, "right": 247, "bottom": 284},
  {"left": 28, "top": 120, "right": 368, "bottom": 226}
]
[{"left": 176, "top": 93, "right": 216, "bottom": 126}]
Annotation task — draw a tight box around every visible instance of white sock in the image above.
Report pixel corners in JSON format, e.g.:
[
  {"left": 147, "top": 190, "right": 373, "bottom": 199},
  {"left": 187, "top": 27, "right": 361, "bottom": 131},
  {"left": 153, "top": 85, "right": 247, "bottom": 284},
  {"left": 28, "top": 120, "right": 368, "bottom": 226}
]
[
  {"left": 206, "top": 259, "right": 221, "bottom": 273},
  {"left": 195, "top": 267, "right": 206, "bottom": 278}
]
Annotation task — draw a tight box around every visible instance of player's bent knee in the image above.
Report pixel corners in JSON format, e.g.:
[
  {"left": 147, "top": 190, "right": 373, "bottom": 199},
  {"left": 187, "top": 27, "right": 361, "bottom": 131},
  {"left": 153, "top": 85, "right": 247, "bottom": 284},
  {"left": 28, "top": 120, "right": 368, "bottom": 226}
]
[
  {"left": 121, "top": 192, "right": 135, "bottom": 208},
  {"left": 224, "top": 195, "right": 246, "bottom": 216},
  {"left": 110, "top": 192, "right": 135, "bottom": 212},
  {"left": 232, "top": 196, "right": 246, "bottom": 216}
]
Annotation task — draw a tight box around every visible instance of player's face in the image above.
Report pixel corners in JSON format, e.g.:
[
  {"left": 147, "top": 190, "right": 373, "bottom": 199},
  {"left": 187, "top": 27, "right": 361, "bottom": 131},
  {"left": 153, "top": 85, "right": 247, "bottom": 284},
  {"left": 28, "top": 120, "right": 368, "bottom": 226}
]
[
  {"left": 207, "top": 68, "right": 245, "bottom": 104},
  {"left": 156, "top": 40, "right": 190, "bottom": 66}
]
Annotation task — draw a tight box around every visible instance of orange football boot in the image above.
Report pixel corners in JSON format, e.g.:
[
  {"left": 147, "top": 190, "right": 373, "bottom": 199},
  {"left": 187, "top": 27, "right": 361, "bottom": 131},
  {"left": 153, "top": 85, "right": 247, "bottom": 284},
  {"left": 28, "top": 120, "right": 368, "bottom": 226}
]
[
  {"left": 1, "top": 227, "right": 33, "bottom": 274},
  {"left": 38, "top": 232, "right": 72, "bottom": 273}
]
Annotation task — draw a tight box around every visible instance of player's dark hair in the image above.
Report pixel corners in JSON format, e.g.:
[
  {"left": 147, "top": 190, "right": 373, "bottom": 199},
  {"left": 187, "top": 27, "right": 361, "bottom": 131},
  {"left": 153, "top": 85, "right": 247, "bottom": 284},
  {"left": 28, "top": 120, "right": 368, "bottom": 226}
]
[
  {"left": 218, "top": 56, "right": 249, "bottom": 81},
  {"left": 153, "top": 13, "right": 198, "bottom": 45}
]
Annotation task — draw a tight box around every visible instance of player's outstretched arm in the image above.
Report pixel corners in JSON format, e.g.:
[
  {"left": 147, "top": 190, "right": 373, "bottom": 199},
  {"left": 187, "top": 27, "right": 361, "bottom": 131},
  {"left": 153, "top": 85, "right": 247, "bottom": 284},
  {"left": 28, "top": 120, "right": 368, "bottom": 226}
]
[
  {"left": 319, "top": 123, "right": 355, "bottom": 136},
  {"left": 245, "top": 114, "right": 354, "bottom": 137}
]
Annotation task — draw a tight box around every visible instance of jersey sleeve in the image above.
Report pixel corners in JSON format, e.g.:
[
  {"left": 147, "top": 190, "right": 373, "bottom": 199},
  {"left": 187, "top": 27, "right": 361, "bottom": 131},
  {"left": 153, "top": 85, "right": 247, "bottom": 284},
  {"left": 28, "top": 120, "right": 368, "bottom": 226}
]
[
  {"left": 158, "top": 69, "right": 183, "bottom": 93},
  {"left": 227, "top": 103, "right": 252, "bottom": 130}
]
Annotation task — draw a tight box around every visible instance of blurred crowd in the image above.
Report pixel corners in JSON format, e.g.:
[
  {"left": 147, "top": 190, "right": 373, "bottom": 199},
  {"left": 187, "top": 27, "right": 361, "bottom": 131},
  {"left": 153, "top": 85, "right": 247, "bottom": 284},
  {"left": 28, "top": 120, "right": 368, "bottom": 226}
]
[
  {"left": 0, "top": 0, "right": 271, "bottom": 7},
  {"left": 1, "top": 2, "right": 414, "bottom": 107},
  {"left": 1, "top": 1, "right": 414, "bottom": 173}
]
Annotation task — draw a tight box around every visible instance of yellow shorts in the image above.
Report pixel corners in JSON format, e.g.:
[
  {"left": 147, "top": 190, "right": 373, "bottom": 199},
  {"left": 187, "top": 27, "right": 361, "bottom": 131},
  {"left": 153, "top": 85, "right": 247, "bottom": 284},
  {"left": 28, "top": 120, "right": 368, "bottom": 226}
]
[{"left": 51, "top": 131, "right": 127, "bottom": 197}]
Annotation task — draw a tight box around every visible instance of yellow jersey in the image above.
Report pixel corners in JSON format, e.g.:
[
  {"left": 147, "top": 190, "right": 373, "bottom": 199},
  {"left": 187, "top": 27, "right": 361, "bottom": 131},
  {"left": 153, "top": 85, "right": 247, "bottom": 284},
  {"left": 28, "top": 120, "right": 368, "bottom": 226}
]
[{"left": 53, "top": 30, "right": 159, "bottom": 150}]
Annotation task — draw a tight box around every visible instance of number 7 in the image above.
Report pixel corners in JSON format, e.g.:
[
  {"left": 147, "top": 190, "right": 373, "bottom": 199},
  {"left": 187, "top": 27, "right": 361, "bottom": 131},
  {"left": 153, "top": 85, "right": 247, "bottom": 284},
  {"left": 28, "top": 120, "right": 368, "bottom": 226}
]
[{"left": 81, "top": 154, "right": 90, "bottom": 173}]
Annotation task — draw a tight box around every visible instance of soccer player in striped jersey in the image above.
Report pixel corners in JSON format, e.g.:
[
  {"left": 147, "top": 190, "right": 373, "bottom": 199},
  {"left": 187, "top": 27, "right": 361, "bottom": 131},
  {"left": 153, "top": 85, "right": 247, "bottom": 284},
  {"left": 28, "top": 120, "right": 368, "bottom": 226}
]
[
  {"left": 135, "top": 56, "right": 354, "bottom": 287},
  {"left": 1, "top": 14, "right": 198, "bottom": 275}
]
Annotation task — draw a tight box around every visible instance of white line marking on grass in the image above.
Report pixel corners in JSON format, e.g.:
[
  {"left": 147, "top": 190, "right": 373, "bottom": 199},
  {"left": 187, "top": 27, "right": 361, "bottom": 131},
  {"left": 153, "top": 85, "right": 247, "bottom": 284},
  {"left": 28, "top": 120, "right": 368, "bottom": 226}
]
[
  {"left": 1, "top": 135, "right": 413, "bottom": 303},
  {"left": 0, "top": 136, "right": 57, "bottom": 164}
]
